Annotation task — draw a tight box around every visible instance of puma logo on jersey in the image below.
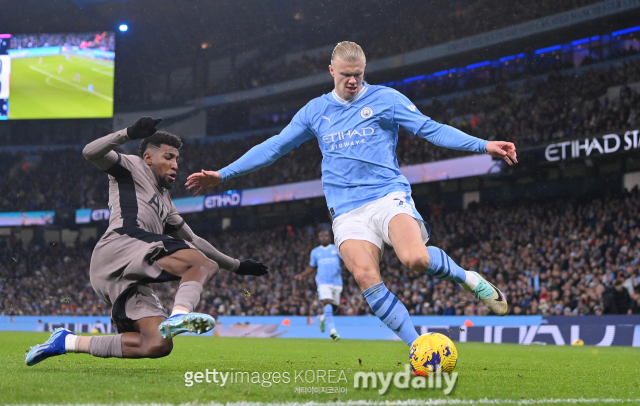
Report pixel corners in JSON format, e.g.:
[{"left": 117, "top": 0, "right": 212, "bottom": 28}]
[{"left": 321, "top": 115, "right": 333, "bottom": 123}]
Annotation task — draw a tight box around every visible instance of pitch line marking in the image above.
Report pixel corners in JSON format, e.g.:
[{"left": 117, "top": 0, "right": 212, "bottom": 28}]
[
  {"left": 91, "top": 67, "right": 114, "bottom": 77},
  {"left": 5, "top": 399, "right": 640, "bottom": 406},
  {"left": 28, "top": 65, "right": 113, "bottom": 102},
  {"left": 73, "top": 54, "right": 115, "bottom": 67},
  {"left": 45, "top": 77, "right": 71, "bottom": 91}
]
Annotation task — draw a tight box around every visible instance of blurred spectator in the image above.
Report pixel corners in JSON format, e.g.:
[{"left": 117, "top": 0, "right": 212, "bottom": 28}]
[{"left": 10, "top": 32, "right": 115, "bottom": 52}]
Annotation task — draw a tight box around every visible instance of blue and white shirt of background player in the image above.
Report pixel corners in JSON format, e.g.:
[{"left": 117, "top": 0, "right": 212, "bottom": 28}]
[{"left": 310, "top": 243, "right": 343, "bottom": 305}]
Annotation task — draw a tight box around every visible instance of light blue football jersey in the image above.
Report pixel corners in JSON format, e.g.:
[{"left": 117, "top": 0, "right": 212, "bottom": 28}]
[
  {"left": 219, "top": 83, "right": 488, "bottom": 218},
  {"left": 310, "top": 244, "right": 343, "bottom": 286}
]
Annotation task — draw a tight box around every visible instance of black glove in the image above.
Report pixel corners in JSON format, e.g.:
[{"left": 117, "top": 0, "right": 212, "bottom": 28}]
[
  {"left": 127, "top": 117, "right": 162, "bottom": 140},
  {"left": 236, "top": 259, "right": 269, "bottom": 276}
]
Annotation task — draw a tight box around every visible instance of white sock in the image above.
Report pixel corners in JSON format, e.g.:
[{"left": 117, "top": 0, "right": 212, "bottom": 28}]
[
  {"left": 318, "top": 315, "right": 325, "bottom": 322},
  {"left": 461, "top": 271, "right": 480, "bottom": 291},
  {"left": 65, "top": 334, "right": 77, "bottom": 352},
  {"left": 170, "top": 309, "right": 189, "bottom": 317},
  {"left": 330, "top": 328, "right": 337, "bottom": 334}
]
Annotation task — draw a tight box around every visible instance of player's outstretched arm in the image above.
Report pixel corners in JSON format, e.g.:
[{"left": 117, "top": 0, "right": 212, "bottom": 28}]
[
  {"left": 391, "top": 91, "right": 517, "bottom": 165},
  {"left": 82, "top": 116, "right": 162, "bottom": 170},
  {"left": 417, "top": 121, "right": 518, "bottom": 165},
  {"left": 294, "top": 266, "right": 317, "bottom": 281},
  {"left": 170, "top": 222, "right": 268, "bottom": 276},
  {"left": 186, "top": 109, "right": 314, "bottom": 196}
]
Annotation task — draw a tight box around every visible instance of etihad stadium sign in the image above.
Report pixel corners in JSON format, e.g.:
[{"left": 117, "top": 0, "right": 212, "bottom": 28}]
[{"left": 545, "top": 130, "right": 640, "bottom": 161}]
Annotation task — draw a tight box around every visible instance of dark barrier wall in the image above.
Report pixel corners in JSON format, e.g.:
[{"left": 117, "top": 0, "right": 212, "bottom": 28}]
[{"left": 419, "top": 316, "right": 640, "bottom": 346}]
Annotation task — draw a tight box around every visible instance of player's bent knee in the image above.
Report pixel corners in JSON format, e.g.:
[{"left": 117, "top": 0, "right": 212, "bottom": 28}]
[
  {"left": 351, "top": 266, "right": 379, "bottom": 289},
  {"left": 200, "top": 260, "right": 219, "bottom": 281},
  {"left": 400, "top": 251, "right": 431, "bottom": 273},
  {"left": 146, "top": 338, "right": 173, "bottom": 358}
]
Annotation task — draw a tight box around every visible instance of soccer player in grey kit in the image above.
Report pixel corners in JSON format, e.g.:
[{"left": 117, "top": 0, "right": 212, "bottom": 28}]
[{"left": 26, "top": 117, "right": 268, "bottom": 366}]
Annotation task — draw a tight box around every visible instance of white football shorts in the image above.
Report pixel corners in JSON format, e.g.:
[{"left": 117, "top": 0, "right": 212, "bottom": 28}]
[
  {"left": 332, "top": 191, "right": 430, "bottom": 252},
  {"left": 318, "top": 284, "right": 343, "bottom": 305}
]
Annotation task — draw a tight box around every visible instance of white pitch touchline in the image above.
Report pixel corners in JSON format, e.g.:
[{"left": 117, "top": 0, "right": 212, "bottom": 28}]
[
  {"left": 73, "top": 54, "right": 115, "bottom": 68},
  {"left": 45, "top": 77, "right": 71, "bottom": 91},
  {"left": 28, "top": 65, "right": 113, "bottom": 102},
  {"left": 91, "top": 67, "right": 114, "bottom": 77},
  {"left": 5, "top": 399, "right": 640, "bottom": 406}
]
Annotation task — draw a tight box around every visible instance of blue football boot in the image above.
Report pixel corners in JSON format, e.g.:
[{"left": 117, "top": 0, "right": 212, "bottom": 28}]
[
  {"left": 25, "top": 328, "right": 73, "bottom": 366},
  {"left": 158, "top": 313, "right": 216, "bottom": 339}
]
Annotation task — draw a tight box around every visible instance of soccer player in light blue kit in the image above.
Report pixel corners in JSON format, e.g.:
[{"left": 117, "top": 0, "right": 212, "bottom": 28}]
[
  {"left": 295, "top": 229, "right": 343, "bottom": 341},
  {"left": 187, "top": 42, "right": 517, "bottom": 348}
]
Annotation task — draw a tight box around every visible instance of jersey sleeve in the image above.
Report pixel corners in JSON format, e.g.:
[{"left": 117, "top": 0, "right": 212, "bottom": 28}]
[
  {"left": 391, "top": 90, "right": 488, "bottom": 153},
  {"left": 391, "top": 90, "right": 430, "bottom": 134},
  {"left": 103, "top": 153, "right": 141, "bottom": 180},
  {"left": 163, "top": 200, "right": 185, "bottom": 234},
  {"left": 309, "top": 249, "right": 318, "bottom": 267},
  {"left": 116, "top": 153, "right": 140, "bottom": 172},
  {"left": 218, "top": 106, "right": 315, "bottom": 181},
  {"left": 82, "top": 129, "right": 130, "bottom": 171}
]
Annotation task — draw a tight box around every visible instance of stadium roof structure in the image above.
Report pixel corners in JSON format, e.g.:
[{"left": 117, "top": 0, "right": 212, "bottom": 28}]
[
  {"left": 69, "top": 0, "right": 126, "bottom": 7},
  {"left": 195, "top": 0, "right": 640, "bottom": 109}
]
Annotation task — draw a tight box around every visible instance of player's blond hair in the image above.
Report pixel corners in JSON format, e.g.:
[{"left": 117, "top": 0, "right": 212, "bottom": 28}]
[{"left": 331, "top": 41, "right": 366, "bottom": 63}]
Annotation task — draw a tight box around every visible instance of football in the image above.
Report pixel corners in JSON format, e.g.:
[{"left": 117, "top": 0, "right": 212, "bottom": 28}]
[{"left": 409, "top": 333, "right": 458, "bottom": 376}]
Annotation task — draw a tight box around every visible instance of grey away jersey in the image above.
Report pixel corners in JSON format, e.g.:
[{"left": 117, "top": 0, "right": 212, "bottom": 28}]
[{"left": 104, "top": 152, "right": 184, "bottom": 235}]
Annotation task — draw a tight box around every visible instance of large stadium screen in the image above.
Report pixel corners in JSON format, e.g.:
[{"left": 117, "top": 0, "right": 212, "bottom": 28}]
[{"left": 0, "top": 31, "right": 115, "bottom": 120}]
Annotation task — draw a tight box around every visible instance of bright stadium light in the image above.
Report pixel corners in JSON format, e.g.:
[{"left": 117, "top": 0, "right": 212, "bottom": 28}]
[{"left": 119, "top": 24, "right": 128, "bottom": 32}]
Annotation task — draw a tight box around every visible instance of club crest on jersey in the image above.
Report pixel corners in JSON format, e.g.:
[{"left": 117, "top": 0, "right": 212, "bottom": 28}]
[{"left": 360, "top": 107, "right": 373, "bottom": 119}]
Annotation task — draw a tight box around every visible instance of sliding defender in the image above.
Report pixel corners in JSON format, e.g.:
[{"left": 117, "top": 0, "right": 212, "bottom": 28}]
[{"left": 26, "top": 117, "right": 268, "bottom": 365}]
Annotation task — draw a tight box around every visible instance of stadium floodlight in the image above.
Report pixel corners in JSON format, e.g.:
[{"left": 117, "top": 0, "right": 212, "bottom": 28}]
[{"left": 119, "top": 24, "right": 128, "bottom": 32}]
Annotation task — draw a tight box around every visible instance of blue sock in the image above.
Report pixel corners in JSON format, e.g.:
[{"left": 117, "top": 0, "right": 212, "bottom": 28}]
[
  {"left": 426, "top": 246, "right": 467, "bottom": 284},
  {"left": 363, "top": 282, "right": 419, "bottom": 346},
  {"left": 324, "top": 304, "right": 336, "bottom": 333}
]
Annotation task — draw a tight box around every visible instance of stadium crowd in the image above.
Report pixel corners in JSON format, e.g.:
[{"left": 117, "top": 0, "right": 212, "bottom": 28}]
[
  {"left": 2, "top": 190, "right": 640, "bottom": 318},
  {"left": 3, "top": 56, "right": 640, "bottom": 212},
  {"left": 10, "top": 32, "right": 115, "bottom": 51},
  {"left": 214, "top": 0, "right": 602, "bottom": 93}
]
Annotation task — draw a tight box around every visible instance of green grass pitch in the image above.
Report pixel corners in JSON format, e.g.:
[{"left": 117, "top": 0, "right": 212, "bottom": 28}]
[
  {"left": 2, "top": 332, "right": 640, "bottom": 405},
  {"left": 8, "top": 54, "right": 114, "bottom": 119}
]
